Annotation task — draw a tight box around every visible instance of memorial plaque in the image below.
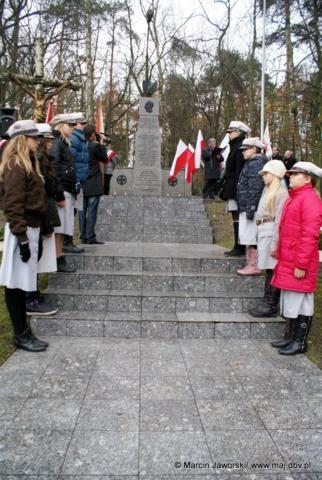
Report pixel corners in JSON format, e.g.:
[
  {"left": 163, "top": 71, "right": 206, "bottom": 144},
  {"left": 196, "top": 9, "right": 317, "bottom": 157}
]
[{"left": 132, "top": 97, "right": 162, "bottom": 196}]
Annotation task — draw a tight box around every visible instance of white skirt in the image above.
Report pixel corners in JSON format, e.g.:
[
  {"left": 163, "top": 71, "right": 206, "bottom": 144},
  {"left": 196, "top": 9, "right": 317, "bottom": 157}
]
[
  {"left": 226, "top": 199, "right": 238, "bottom": 212},
  {"left": 239, "top": 212, "right": 257, "bottom": 245},
  {"left": 280, "top": 290, "right": 314, "bottom": 318},
  {"left": 257, "top": 223, "right": 277, "bottom": 270},
  {"left": 38, "top": 235, "right": 57, "bottom": 273},
  {"left": 0, "top": 224, "right": 39, "bottom": 292},
  {"left": 54, "top": 191, "right": 75, "bottom": 236}
]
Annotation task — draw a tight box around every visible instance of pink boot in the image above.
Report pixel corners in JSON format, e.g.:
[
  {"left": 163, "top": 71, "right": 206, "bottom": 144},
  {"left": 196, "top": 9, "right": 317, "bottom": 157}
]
[{"left": 237, "top": 247, "right": 261, "bottom": 276}]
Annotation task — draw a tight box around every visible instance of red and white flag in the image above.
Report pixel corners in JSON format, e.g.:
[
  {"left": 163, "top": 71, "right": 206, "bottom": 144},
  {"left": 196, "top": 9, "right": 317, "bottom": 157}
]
[
  {"left": 96, "top": 97, "right": 105, "bottom": 134},
  {"left": 263, "top": 123, "right": 272, "bottom": 159},
  {"left": 194, "top": 129, "right": 205, "bottom": 170},
  {"left": 185, "top": 144, "right": 195, "bottom": 184},
  {"left": 169, "top": 139, "right": 189, "bottom": 179},
  {"left": 45, "top": 99, "right": 54, "bottom": 123}
]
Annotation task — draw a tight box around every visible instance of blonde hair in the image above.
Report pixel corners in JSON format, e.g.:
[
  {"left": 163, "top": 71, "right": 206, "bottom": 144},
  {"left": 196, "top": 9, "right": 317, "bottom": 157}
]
[
  {"left": 54, "top": 123, "right": 71, "bottom": 145},
  {"left": 0, "top": 135, "right": 43, "bottom": 181},
  {"left": 263, "top": 175, "right": 284, "bottom": 217}
]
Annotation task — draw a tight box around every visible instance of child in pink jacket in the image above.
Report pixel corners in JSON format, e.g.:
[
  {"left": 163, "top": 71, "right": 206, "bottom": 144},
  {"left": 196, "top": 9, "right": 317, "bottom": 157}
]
[{"left": 271, "top": 162, "right": 322, "bottom": 355}]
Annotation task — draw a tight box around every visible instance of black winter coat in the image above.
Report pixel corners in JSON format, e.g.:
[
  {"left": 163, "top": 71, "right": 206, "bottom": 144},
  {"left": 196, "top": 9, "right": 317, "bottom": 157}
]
[
  {"left": 202, "top": 147, "right": 223, "bottom": 180},
  {"left": 220, "top": 136, "right": 245, "bottom": 200},
  {"left": 83, "top": 141, "right": 106, "bottom": 197},
  {"left": 237, "top": 154, "right": 266, "bottom": 220},
  {"left": 49, "top": 130, "right": 77, "bottom": 194},
  {"left": 39, "top": 151, "right": 65, "bottom": 234}
]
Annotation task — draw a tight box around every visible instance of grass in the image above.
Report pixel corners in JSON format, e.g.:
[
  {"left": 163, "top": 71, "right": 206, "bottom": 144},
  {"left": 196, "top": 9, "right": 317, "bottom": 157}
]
[{"left": 204, "top": 198, "right": 322, "bottom": 369}]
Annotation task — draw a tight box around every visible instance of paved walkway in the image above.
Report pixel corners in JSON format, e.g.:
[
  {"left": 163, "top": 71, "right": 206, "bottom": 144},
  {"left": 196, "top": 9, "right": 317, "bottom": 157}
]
[{"left": 0, "top": 336, "right": 321, "bottom": 478}]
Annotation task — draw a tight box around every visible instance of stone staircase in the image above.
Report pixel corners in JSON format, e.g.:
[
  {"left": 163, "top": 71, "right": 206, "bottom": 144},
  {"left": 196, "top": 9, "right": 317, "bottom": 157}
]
[{"left": 31, "top": 199, "right": 285, "bottom": 338}]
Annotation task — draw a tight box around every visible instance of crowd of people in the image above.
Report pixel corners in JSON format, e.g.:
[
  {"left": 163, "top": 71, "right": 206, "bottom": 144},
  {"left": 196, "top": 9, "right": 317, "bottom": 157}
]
[
  {"left": 204, "top": 119, "right": 322, "bottom": 356},
  {"left": 0, "top": 112, "right": 321, "bottom": 358},
  {"left": 0, "top": 114, "right": 117, "bottom": 352}
]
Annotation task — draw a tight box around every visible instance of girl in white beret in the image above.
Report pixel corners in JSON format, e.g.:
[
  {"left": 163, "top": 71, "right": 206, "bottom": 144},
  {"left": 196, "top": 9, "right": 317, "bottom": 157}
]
[
  {"left": 248, "top": 160, "right": 289, "bottom": 317},
  {"left": 0, "top": 120, "right": 49, "bottom": 351}
]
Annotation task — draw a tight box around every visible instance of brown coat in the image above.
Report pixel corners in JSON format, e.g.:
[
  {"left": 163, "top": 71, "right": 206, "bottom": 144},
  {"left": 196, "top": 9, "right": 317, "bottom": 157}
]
[{"left": 2, "top": 159, "right": 47, "bottom": 243}]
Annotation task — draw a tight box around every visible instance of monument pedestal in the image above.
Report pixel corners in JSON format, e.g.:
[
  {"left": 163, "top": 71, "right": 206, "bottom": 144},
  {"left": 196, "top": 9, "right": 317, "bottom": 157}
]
[{"left": 132, "top": 97, "right": 162, "bottom": 196}]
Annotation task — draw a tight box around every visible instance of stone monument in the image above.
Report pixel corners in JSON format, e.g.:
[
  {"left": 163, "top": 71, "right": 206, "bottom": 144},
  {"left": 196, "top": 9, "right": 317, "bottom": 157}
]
[{"left": 132, "top": 97, "right": 162, "bottom": 196}]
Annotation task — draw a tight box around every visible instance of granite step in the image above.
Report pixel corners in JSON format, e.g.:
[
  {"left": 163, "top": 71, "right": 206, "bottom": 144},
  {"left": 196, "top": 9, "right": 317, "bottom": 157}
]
[
  {"left": 43, "top": 287, "right": 263, "bottom": 314},
  {"left": 31, "top": 310, "right": 285, "bottom": 339},
  {"left": 47, "top": 270, "right": 264, "bottom": 293}
]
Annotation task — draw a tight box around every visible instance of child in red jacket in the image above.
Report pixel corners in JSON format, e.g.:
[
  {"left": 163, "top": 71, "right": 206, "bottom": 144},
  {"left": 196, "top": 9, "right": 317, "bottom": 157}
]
[{"left": 271, "top": 162, "right": 322, "bottom": 355}]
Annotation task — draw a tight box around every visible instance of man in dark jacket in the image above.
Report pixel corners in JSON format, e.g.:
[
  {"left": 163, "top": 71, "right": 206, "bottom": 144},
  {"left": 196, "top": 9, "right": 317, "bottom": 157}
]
[
  {"left": 81, "top": 124, "right": 106, "bottom": 244},
  {"left": 63, "top": 112, "right": 88, "bottom": 254},
  {"left": 220, "top": 120, "right": 251, "bottom": 256},
  {"left": 202, "top": 138, "right": 224, "bottom": 199},
  {"left": 272, "top": 146, "right": 283, "bottom": 160}
]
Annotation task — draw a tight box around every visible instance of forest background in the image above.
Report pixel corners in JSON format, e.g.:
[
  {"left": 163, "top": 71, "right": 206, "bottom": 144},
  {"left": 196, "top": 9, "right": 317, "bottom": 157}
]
[{"left": 0, "top": 0, "right": 320, "bottom": 168}]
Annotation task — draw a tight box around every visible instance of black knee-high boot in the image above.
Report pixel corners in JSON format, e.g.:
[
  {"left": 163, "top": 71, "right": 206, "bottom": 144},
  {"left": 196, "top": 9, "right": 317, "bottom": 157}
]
[
  {"left": 5, "top": 288, "right": 48, "bottom": 352},
  {"left": 271, "top": 317, "right": 297, "bottom": 348},
  {"left": 224, "top": 221, "right": 246, "bottom": 256},
  {"left": 278, "top": 315, "right": 312, "bottom": 355}
]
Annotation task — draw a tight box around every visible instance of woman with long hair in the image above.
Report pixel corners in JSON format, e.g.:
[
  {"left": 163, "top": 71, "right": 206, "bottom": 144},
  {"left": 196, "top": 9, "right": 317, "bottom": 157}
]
[
  {"left": 248, "top": 160, "right": 289, "bottom": 317},
  {"left": 0, "top": 120, "right": 49, "bottom": 352},
  {"left": 49, "top": 114, "right": 78, "bottom": 272}
]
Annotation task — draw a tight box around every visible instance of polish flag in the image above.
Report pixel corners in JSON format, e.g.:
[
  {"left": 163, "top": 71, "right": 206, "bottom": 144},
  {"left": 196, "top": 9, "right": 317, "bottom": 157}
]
[
  {"left": 96, "top": 97, "right": 105, "bottom": 134},
  {"left": 45, "top": 99, "right": 54, "bottom": 123},
  {"left": 169, "top": 139, "right": 189, "bottom": 179},
  {"left": 185, "top": 144, "right": 195, "bottom": 184},
  {"left": 194, "top": 129, "right": 206, "bottom": 170},
  {"left": 263, "top": 123, "right": 272, "bottom": 159}
]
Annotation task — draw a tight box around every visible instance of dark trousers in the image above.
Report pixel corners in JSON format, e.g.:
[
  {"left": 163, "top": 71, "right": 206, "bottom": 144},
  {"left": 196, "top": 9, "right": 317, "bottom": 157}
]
[
  {"left": 104, "top": 174, "right": 113, "bottom": 195},
  {"left": 80, "top": 195, "right": 100, "bottom": 242},
  {"left": 203, "top": 179, "right": 219, "bottom": 198},
  {"left": 5, "top": 288, "right": 28, "bottom": 336}
]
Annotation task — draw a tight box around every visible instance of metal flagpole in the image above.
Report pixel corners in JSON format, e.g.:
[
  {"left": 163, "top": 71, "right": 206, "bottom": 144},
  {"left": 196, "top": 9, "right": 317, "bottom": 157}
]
[{"left": 260, "top": 0, "right": 267, "bottom": 140}]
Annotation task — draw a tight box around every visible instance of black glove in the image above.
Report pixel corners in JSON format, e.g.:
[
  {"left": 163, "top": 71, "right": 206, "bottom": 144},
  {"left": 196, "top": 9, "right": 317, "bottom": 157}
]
[
  {"left": 75, "top": 181, "right": 81, "bottom": 195},
  {"left": 38, "top": 236, "right": 43, "bottom": 261},
  {"left": 246, "top": 211, "right": 255, "bottom": 221},
  {"left": 19, "top": 242, "right": 31, "bottom": 263}
]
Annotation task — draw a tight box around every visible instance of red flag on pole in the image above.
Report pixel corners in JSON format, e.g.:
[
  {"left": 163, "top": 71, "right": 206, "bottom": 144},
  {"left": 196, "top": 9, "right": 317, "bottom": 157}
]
[
  {"left": 194, "top": 130, "right": 206, "bottom": 170},
  {"left": 45, "top": 99, "right": 54, "bottom": 124},
  {"left": 169, "top": 139, "right": 189, "bottom": 180},
  {"left": 96, "top": 97, "right": 105, "bottom": 134},
  {"left": 185, "top": 144, "right": 195, "bottom": 184}
]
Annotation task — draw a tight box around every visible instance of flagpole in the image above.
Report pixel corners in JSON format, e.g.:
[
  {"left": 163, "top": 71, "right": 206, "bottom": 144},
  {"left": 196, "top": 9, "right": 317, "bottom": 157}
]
[{"left": 260, "top": 0, "right": 266, "bottom": 140}]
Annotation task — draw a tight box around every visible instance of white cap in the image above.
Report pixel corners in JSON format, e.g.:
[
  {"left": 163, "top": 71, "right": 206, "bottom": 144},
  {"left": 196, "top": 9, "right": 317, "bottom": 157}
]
[
  {"left": 70, "top": 112, "right": 87, "bottom": 123},
  {"left": 239, "top": 137, "right": 265, "bottom": 150},
  {"left": 7, "top": 120, "right": 40, "bottom": 138},
  {"left": 37, "top": 123, "right": 54, "bottom": 138},
  {"left": 227, "top": 121, "right": 251, "bottom": 134},
  {"left": 259, "top": 160, "right": 286, "bottom": 179},
  {"left": 50, "top": 113, "right": 77, "bottom": 127},
  {"left": 288, "top": 161, "right": 322, "bottom": 178}
]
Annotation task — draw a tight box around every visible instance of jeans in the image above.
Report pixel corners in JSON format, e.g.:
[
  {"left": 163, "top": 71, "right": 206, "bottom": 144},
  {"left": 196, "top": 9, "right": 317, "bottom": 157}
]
[{"left": 80, "top": 195, "right": 100, "bottom": 242}]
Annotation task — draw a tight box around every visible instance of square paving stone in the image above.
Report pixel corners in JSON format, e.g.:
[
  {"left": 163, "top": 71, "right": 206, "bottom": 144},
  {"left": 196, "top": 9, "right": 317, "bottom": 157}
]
[
  {"left": 86, "top": 375, "right": 140, "bottom": 401},
  {"left": 270, "top": 430, "right": 322, "bottom": 472},
  {"left": 304, "top": 398, "right": 322, "bottom": 428},
  {"left": 282, "top": 374, "right": 322, "bottom": 399},
  {"left": 59, "top": 476, "right": 138, "bottom": 480},
  {"left": 0, "top": 429, "right": 72, "bottom": 475},
  {"left": 141, "top": 376, "right": 194, "bottom": 400},
  {"left": 190, "top": 376, "right": 247, "bottom": 401},
  {"left": 140, "top": 339, "right": 181, "bottom": 358},
  {"left": 0, "top": 475, "right": 59, "bottom": 479},
  {"left": 141, "top": 357, "right": 188, "bottom": 377},
  {"left": 139, "top": 431, "right": 213, "bottom": 475},
  {"left": 206, "top": 430, "right": 285, "bottom": 473},
  {"left": 62, "top": 431, "right": 139, "bottom": 475},
  {"left": 140, "top": 399, "right": 202, "bottom": 431},
  {"left": 44, "top": 351, "right": 98, "bottom": 378},
  {"left": 253, "top": 398, "right": 319, "bottom": 429},
  {"left": 76, "top": 399, "right": 139, "bottom": 431},
  {"left": 238, "top": 374, "right": 299, "bottom": 401},
  {"left": 94, "top": 357, "right": 140, "bottom": 377},
  {"left": 197, "top": 399, "right": 264, "bottom": 431},
  {"left": 0, "top": 371, "right": 39, "bottom": 398},
  {"left": 0, "top": 397, "right": 25, "bottom": 429},
  {"left": 185, "top": 357, "right": 232, "bottom": 377},
  {"left": 11, "top": 398, "right": 81, "bottom": 430},
  {"left": 29, "top": 374, "right": 89, "bottom": 400},
  {"left": 230, "top": 354, "right": 276, "bottom": 377}
]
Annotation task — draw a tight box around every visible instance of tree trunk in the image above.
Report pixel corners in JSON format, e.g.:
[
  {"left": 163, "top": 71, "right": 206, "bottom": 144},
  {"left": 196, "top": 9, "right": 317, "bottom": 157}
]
[{"left": 85, "top": 0, "right": 94, "bottom": 122}]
